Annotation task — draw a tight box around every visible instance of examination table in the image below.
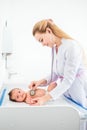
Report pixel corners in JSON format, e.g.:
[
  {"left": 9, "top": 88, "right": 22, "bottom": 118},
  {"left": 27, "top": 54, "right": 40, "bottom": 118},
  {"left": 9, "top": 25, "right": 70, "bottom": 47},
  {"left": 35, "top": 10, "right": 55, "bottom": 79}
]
[{"left": 0, "top": 83, "right": 87, "bottom": 130}]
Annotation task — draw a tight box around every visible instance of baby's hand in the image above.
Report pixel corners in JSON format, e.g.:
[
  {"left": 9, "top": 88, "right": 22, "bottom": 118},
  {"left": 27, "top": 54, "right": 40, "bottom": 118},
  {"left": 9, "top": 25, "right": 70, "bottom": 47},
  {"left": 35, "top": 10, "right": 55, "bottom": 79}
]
[
  {"left": 47, "top": 82, "right": 57, "bottom": 92},
  {"left": 25, "top": 93, "right": 34, "bottom": 105}
]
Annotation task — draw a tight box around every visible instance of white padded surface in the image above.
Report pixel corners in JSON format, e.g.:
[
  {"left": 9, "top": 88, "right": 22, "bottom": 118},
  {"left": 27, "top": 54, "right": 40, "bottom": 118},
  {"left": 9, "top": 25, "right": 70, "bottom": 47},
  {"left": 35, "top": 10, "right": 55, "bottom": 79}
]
[{"left": 1, "top": 83, "right": 87, "bottom": 117}]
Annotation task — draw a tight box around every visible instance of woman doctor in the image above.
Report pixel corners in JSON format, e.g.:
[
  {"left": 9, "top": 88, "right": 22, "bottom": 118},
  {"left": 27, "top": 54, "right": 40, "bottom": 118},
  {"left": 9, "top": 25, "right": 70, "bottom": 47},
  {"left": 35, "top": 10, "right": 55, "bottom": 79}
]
[{"left": 29, "top": 19, "right": 87, "bottom": 107}]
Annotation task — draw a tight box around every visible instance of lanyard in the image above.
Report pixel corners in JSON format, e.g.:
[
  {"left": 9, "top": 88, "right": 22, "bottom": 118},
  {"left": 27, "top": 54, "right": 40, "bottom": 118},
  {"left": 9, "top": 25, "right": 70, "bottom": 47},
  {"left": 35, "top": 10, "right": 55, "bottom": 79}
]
[{"left": 51, "top": 47, "right": 54, "bottom": 82}]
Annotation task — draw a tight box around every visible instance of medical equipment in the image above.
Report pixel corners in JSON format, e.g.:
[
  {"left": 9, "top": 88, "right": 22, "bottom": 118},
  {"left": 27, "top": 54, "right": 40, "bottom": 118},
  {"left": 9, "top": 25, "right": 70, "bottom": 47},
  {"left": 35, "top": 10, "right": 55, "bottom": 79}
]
[
  {"left": 51, "top": 47, "right": 54, "bottom": 81},
  {"left": 0, "top": 83, "right": 80, "bottom": 130},
  {"left": 30, "top": 89, "right": 36, "bottom": 96},
  {"left": 29, "top": 83, "right": 36, "bottom": 96},
  {"left": 0, "top": 83, "right": 87, "bottom": 130},
  {"left": 2, "top": 21, "right": 13, "bottom": 69},
  {"left": 0, "top": 106, "right": 80, "bottom": 130}
]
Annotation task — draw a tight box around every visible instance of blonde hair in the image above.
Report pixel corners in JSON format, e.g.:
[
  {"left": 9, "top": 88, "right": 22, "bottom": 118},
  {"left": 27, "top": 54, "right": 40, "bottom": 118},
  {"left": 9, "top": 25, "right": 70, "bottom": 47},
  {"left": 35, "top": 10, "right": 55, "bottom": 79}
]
[
  {"left": 32, "top": 19, "right": 72, "bottom": 39},
  {"left": 33, "top": 19, "right": 87, "bottom": 68}
]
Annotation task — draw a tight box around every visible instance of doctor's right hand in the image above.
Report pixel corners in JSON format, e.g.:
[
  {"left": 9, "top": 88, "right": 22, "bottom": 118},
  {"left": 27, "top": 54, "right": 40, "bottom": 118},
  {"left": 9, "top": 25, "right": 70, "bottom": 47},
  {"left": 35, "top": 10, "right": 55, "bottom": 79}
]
[
  {"left": 29, "top": 81, "right": 38, "bottom": 90},
  {"left": 29, "top": 79, "right": 47, "bottom": 90}
]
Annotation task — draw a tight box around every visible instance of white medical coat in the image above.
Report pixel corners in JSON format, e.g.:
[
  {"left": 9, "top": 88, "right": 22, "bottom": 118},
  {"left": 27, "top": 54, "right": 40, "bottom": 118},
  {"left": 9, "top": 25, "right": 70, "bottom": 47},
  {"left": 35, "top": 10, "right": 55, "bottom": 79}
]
[{"left": 45, "top": 38, "right": 87, "bottom": 107}]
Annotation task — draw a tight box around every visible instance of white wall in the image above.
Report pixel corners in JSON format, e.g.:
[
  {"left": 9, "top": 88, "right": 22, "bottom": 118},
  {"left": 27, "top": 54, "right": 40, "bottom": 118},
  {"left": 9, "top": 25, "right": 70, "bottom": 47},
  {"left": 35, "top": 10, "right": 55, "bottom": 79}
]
[{"left": 0, "top": 0, "right": 87, "bottom": 82}]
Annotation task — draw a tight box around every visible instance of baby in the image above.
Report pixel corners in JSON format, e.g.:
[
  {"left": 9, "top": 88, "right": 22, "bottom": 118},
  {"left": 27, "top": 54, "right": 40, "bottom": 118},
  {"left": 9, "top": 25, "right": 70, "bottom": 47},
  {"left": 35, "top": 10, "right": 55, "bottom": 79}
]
[{"left": 8, "top": 82, "right": 57, "bottom": 105}]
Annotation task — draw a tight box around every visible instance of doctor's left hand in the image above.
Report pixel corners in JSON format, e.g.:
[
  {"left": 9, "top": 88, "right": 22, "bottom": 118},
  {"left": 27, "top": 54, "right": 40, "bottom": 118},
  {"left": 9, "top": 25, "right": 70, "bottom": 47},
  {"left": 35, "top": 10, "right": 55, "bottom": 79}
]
[{"left": 30, "top": 94, "right": 52, "bottom": 106}]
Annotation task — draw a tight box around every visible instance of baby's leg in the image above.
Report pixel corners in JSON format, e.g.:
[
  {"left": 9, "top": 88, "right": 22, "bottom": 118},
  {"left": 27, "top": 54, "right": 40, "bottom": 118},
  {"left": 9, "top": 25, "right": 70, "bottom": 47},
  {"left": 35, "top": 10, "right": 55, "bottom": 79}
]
[{"left": 47, "top": 82, "right": 57, "bottom": 92}]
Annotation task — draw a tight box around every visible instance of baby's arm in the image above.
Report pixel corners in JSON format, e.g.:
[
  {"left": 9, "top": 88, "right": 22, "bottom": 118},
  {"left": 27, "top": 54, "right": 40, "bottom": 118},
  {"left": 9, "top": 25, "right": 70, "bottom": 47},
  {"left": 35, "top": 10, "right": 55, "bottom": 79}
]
[
  {"left": 25, "top": 92, "right": 37, "bottom": 105},
  {"left": 25, "top": 93, "right": 33, "bottom": 104},
  {"left": 47, "top": 82, "right": 57, "bottom": 92},
  {"left": 25, "top": 83, "right": 57, "bottom": 105}
]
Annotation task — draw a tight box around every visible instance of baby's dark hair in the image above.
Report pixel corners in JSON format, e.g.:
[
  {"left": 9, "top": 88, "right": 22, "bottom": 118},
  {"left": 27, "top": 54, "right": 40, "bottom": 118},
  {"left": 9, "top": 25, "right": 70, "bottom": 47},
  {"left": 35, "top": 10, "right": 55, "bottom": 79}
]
[{"left": 8, "top": 88, "right": 19, "bottom": 102}]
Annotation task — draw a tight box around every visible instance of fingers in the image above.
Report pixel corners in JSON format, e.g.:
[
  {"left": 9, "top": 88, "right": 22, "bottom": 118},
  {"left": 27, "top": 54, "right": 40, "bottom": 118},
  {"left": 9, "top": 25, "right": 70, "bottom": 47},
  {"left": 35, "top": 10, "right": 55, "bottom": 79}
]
[
  {"left": 30, "top": 99, "right": 37, "bottom": 104},
  {"left": 28, "top": 81, "right": 37, "bottom": 90},
  {"left": 30, "top": 100, "right": 39, "bottom": 106},
  {"left": 30, "top": 98, "right": 40, "bottom": 106},
  {"left": 30, "top": 97, "right": 45, "bottom": 106},
  {"left": 28, "top": 79, "right": 45, "bottom": 91}
]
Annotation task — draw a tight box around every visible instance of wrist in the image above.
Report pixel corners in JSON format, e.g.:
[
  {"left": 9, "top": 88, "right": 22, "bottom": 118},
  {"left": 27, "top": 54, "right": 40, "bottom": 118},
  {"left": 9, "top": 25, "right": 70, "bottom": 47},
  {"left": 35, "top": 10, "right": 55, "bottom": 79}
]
[
  {"left": 40, "top": 79, "right": 47, "bottom": 86},
  {"left": 44, "top": 92, "right": 52, "bottom": 101}
]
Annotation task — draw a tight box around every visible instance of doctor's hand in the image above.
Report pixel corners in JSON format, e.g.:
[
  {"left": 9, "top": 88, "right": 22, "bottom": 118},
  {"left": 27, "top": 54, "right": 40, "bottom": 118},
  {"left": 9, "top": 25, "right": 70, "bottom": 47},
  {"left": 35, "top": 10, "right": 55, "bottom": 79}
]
[
  {"left": 29, "top": 81, "right": 38, "bottom": 90},
  {"left": 30, "top": 93, "right": 52, "bottom": 106},
  {"left": 29, "top": 79, "right": 47, "bottom": 90}
]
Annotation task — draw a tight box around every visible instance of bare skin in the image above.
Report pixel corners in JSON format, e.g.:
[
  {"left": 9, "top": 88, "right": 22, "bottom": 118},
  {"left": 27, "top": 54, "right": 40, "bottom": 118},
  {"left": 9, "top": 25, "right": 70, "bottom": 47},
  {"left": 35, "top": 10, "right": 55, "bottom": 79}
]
[
  {"left": 29, "top": 27, "right": 62, "bottom": 105},
  {"left": 9, "top": 82, "right": 57, "bottom": 105}
]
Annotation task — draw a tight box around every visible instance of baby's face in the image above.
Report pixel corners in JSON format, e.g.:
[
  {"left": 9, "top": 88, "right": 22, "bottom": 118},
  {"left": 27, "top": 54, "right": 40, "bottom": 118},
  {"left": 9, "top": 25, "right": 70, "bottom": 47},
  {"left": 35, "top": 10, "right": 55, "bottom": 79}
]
[{"left": 11, "top": 88, "right": 26, "bottom": 102}]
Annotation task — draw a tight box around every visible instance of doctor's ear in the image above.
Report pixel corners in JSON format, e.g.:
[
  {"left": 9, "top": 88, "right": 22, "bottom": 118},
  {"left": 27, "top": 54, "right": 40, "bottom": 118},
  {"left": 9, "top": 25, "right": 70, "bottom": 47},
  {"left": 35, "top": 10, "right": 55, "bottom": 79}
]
[{"left": 46, "top": 27, "right": 52, "bottom": 34}]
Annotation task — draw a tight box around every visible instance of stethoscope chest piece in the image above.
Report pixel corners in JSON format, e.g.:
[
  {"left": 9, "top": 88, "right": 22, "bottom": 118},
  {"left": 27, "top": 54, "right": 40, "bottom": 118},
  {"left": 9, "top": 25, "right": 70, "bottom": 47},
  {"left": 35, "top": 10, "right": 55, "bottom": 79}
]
[{"left": 30, "top": 90, "right": 36, "bottom": 96}]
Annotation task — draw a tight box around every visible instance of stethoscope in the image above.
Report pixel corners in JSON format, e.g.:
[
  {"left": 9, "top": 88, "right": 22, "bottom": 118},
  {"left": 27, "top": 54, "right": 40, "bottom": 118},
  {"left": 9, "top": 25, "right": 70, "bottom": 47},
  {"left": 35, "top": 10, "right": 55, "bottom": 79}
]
[
  {"left": 30, "top": 84, "right": 36, "bottom": 96},
  {"left": 30, "top": 89, "right": 36, "bottom": 96},
  {"left": 30, "top": 47, "right": 54, "bottom": 96},
  {"left": 51, "top": 46, "right": 54, "bottom": 82}
]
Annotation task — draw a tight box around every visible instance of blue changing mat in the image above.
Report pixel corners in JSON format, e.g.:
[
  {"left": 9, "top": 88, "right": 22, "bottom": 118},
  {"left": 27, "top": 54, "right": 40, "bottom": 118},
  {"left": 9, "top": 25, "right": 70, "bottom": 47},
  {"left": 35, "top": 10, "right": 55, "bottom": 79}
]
[
  {"left": 0, "top": 88, "right": 7, "bottom": 106},
  {"left": 64, "top": 95, "right": 87, "bottom": 110}
]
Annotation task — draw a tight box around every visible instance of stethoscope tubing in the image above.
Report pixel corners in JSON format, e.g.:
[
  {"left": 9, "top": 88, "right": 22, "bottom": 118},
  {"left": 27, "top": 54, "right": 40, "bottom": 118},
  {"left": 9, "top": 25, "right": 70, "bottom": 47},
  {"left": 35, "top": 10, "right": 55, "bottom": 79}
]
[{"left": 51, "top": 47, "right": 54, "bottom": 82}]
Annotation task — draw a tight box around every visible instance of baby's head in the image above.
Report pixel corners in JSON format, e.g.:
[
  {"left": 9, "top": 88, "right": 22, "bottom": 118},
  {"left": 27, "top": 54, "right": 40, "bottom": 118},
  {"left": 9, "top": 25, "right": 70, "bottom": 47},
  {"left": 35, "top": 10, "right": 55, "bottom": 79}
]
[{"left": 8, "top": 88, "right": 26, "bottom": 102}]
